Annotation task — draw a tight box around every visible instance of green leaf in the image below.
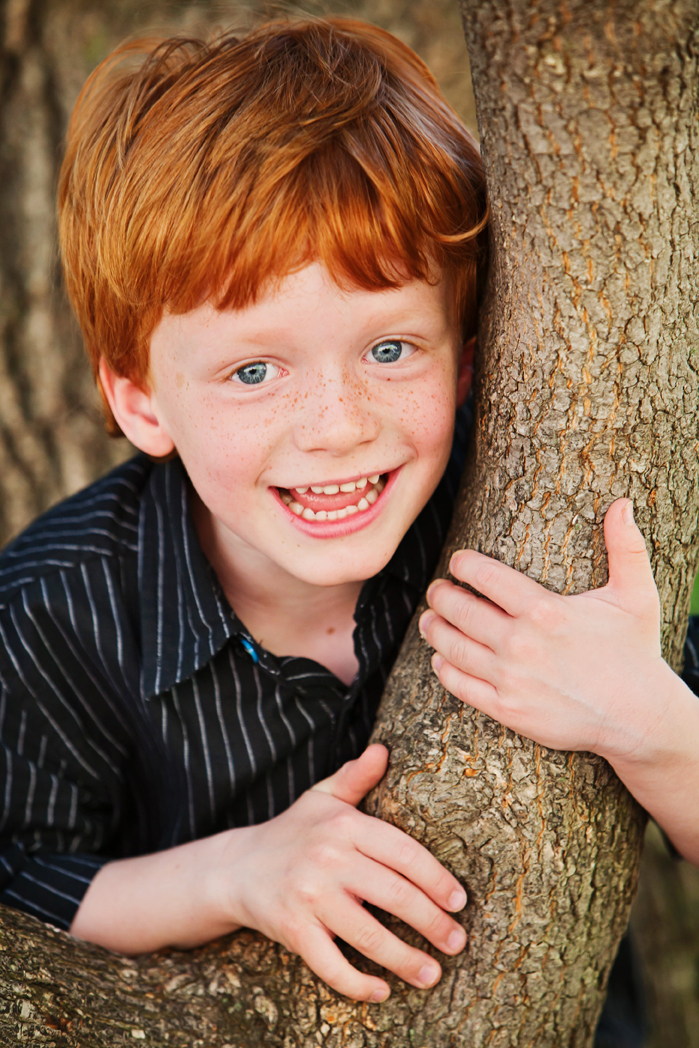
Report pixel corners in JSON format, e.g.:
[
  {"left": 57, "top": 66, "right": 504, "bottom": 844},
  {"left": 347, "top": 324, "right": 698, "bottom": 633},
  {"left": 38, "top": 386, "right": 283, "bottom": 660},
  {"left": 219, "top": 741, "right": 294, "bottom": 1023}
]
[{"left": 692, "top": 573, "right": 699, "bottom": 615}]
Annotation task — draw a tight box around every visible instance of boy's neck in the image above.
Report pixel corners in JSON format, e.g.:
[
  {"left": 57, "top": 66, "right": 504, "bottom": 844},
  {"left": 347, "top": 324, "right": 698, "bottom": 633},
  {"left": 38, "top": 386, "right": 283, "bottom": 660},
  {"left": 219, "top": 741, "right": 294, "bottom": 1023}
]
[{"left": 191, "top": 491, "right": 363, "bottom": 684}]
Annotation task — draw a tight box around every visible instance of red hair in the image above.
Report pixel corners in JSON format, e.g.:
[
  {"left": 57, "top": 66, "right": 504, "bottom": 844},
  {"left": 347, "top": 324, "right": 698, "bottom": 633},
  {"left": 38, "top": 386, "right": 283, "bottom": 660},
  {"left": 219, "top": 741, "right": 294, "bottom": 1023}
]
[{"left": 58, "top": 17, "right": 488, "bottom": 434}]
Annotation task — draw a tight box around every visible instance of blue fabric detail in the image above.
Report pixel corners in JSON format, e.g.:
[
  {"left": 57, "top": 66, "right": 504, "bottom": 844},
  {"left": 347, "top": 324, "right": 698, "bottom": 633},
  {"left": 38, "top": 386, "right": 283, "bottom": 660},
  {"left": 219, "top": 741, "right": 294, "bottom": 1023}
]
[{"left": 240, "top": 637, "right": 259, "bottom": 663}]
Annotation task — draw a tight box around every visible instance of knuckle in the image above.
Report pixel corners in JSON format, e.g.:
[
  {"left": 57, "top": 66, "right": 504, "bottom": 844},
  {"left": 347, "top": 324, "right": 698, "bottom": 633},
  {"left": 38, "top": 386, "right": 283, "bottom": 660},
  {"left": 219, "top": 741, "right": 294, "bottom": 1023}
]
[
  {"left": 449, "top": 634, "right": 473, "bottom": 670},
  {"left": 505, "top": 630, "right": 536, "bottom": 663},
  {"left": 354, "top": 924, "right": 384, "bottom": 957},
  {"left": 433, "top": 869, "right": 456, "bottom": 898},
  {"left": 526, "top": 596, "right": 558, "bottom": 630},
  {"left": 626, "top": 536, "right": 650, "bottom": 557},
  {"left": 453, "top": 596, "right": 477, "bottom": 635},
  {"left": 425, "top": 909, "right": 450, "bottom": 940},
  {"left": 307, "top": 841, "right": 340, "bottom": 871},
  {"left": 397, "top": 836, "right": 421, "bottom": 868},
  {"left": 387, "top": 876, "right": 415, "bottom": 910},
  {"left": 292, "top": 874, "right": 322, "bottom": 908},
  {"left": 472, "top": 559, "right": 498, "bottom": 592},
  {"left": 327, "top": 809, "right": 357, "bottom": 838}
]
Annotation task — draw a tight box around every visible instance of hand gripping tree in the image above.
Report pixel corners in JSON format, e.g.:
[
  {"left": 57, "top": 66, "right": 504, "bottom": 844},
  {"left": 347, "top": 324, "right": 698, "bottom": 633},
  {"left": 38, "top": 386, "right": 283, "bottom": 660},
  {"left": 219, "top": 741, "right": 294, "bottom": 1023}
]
[{"left": 0, "top": 0, "right": 697, "bottom": 1044}]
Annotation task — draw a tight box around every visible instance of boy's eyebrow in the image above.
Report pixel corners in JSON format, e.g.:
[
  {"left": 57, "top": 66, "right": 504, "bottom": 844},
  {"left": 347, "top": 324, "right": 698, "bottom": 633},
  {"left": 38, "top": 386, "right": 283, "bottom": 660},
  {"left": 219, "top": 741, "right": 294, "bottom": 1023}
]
[{"left": 224, "top": 303, "right": 450, "bottom": 347}]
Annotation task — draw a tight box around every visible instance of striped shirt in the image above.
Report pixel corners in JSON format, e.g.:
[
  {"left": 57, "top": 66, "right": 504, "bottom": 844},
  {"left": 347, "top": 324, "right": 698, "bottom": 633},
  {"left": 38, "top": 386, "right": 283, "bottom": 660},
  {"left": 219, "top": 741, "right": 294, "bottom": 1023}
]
[{"left": 0, "top": 409, "right": 471, "bottom": 930}]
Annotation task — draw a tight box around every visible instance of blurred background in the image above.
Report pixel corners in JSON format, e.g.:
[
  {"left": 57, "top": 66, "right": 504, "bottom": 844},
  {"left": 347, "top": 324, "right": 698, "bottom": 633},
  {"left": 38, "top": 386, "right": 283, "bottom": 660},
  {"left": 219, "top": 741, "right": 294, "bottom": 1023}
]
[{"left": 0, "top": 1, "right": 695, "bottom": 1043}]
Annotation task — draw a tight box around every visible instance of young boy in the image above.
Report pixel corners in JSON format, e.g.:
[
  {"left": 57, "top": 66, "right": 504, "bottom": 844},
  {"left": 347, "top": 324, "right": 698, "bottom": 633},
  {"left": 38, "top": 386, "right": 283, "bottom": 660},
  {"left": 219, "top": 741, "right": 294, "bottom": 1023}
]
[{"left": 0, "top": 17, "right": 697, "bottom": 1014}]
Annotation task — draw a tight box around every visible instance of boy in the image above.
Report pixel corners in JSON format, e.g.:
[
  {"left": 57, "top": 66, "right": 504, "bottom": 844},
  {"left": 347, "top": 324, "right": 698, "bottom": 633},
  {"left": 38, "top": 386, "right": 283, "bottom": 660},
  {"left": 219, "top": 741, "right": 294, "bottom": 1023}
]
[{"left": 0, "top": 17, "right": 697, "bottom": 1015}]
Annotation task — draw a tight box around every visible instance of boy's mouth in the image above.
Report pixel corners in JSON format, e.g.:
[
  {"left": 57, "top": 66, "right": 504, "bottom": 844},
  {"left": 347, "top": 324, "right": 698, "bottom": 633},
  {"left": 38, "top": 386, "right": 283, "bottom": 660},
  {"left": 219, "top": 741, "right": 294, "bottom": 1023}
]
[{"left": 276, "top": 473, "right": 388, "bottom": 521}]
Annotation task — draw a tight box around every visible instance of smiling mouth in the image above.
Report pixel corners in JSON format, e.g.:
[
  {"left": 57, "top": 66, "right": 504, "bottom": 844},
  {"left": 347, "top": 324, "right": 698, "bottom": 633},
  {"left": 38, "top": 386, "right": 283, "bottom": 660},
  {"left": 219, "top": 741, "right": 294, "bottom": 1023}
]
[{"left": 276, "top": 473, "right": 388, "bottom": 521}]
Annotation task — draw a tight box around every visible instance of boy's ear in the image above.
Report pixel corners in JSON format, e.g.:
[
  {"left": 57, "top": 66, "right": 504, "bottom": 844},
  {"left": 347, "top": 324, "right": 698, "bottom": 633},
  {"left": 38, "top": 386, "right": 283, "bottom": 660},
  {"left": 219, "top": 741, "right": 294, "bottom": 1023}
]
[
  {"left": 98, "top": 359, "right": 176, "bottom": 458},
  {"left": 456, "top": 336, "right": 475, "bottom": 407}
]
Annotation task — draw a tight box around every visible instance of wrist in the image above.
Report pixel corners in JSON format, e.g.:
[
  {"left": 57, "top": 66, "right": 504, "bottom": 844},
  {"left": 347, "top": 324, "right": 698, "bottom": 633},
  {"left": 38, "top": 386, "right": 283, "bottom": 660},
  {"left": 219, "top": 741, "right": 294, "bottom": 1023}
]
[
  {"left": 604, "top": 667, "right": 699, "bottom": 865},
  {"left": 205, "top": 822, "right": 259, "bottom": 933},
  {"left": 606, "top": 661, "right": 698, "bottom": 777}
]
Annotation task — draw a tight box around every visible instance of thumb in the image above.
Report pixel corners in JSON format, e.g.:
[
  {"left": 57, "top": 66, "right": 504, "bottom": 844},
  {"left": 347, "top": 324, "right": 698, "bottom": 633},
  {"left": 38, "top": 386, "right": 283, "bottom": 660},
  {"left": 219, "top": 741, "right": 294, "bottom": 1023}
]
[
  {"left": 603, "top": 499, "right": 656, "bottom": 599},
  {"left": 311, "top": 744, "right": 389, "bottom": 807}
]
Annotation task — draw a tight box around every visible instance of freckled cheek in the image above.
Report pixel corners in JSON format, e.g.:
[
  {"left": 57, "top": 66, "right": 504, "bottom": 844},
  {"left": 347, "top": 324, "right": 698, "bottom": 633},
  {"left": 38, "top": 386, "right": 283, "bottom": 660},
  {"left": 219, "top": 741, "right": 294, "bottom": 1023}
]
[
  {"left": 183, "top": 401, "right": 282, "bottom": 486},
  {"left": 399, "top": 380, "right": 457, "bottom": 452}
]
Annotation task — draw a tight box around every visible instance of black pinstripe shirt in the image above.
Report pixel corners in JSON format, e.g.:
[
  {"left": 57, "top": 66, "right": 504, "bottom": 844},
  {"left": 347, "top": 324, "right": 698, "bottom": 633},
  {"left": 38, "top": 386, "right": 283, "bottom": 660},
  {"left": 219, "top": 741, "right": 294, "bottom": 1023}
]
[{"left": 0, "top": 410, "right": 471, "bottom": 930}]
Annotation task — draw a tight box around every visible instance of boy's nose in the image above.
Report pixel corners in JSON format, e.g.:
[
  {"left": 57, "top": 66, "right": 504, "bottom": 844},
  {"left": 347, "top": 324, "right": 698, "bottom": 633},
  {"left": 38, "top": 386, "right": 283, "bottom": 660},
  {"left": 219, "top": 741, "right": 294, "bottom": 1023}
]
[{"left": 293, "top": 371, "right": 380, "bottom": 455}]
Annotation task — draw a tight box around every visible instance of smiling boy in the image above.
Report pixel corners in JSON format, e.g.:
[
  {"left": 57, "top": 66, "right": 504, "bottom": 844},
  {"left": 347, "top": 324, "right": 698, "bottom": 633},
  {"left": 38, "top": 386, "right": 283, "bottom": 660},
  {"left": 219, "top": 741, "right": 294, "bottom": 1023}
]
[
  {"left": 1, "top": 16, "right": 698, "bottom": 1016},
  {"left": 111, "top": 265, "right": 469, "bottom": 673},
  {"left": 0, "top": 18, "right": 485, "bottom": 1004}
]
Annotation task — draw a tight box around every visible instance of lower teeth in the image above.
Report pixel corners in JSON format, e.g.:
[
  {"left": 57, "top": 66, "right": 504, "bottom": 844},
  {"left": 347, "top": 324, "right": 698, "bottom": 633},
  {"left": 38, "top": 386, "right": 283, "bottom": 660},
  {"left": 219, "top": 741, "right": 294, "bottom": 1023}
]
[{"left": 283, "top": 478, "right": 385, "bottom": 520}]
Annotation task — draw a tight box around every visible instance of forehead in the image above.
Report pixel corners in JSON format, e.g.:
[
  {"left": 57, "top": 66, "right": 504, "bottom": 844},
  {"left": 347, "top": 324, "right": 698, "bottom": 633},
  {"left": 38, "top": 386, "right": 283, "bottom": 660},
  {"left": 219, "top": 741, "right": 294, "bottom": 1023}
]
[{"left": 154, "top": 263, "right": 457, "bottom": 356}]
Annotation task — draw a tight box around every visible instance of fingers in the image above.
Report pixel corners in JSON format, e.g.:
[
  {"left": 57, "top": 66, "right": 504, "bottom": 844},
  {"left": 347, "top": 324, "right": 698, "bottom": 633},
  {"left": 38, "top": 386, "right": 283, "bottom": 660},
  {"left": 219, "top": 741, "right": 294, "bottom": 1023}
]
[
  {"left": 603, "top": 500, "right": 657, "bottom": 602},
  {"left": 431, "top": 653, "right": 501, "bottom": 718},
  {"left": 295, "top": 922, "right": 391, "bottom": 1003},
  {"left": 349, "top": 812, "right": 466, "bottom": 914},
  {"left": 446, "top": 548, "right": 544, "bottom": 617},
  {"left": 312, "top": 744, "right": 388, "bottom": 807},
  {"left": 324, "top": 899, "right": 444, "bottom": 993},
  {"left": 445, "top": 502, "right": 657, "bottom": 621},
  {"left": 289, "top": 858, "right": 467, "bottom": 1003},
  {"left": 356, "top": 856, "right": 466, "bottom": 958},
  {"left": 419, "top": 608, "right": 496, "bottom": 685},
  {"left": 423, "top": 581, "right": 509, "bottom": 651}
]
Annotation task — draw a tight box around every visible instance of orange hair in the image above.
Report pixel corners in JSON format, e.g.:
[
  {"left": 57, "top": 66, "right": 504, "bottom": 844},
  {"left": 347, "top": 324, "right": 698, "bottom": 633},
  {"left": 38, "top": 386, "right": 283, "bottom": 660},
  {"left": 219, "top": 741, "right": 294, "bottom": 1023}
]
[{"left": 58, "top": 17, "right": 488, "bottom": 435}]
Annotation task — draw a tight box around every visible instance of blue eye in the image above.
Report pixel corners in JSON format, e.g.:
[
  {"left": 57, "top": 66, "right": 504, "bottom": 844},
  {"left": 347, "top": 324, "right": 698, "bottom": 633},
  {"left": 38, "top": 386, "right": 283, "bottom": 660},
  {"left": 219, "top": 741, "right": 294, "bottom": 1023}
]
[
  {"left": 369, "top": 340, "right": 410, "bottom": 364},
  {"left": 233, "top": 362, "right": 272, "bottom": 385}
]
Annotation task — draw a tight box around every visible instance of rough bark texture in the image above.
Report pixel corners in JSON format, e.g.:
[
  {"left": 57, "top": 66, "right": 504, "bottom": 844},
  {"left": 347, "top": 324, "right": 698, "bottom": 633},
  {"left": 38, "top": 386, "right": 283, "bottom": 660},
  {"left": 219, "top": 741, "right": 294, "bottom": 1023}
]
[{"left": 0, "top": 0, "right": 698, "bottom": 1045}]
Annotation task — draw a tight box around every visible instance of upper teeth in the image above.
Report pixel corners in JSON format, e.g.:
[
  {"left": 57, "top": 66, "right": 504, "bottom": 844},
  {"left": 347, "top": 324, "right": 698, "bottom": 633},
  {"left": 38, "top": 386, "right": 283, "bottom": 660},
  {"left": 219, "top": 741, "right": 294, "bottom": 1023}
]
[
  {"left": 295, "top": 474, "right": 381, "bottom": 496},
  {"left": 279, "top": 475, "right": 386, "bottom": 519}
]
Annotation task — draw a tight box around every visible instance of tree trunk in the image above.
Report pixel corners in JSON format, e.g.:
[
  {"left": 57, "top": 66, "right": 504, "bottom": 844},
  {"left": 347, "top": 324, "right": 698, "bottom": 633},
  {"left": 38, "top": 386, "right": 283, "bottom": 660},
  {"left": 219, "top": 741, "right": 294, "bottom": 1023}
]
[{"left": 1, "top": 0, "right": 698, "bottom": 1046}]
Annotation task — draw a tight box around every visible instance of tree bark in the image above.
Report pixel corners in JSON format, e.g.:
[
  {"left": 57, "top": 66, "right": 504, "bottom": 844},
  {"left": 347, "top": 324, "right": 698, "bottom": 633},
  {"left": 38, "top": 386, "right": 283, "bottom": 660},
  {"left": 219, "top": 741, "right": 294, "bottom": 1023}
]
[{"left": 0, "top": 0, "right": 698, "bottom": 1046}]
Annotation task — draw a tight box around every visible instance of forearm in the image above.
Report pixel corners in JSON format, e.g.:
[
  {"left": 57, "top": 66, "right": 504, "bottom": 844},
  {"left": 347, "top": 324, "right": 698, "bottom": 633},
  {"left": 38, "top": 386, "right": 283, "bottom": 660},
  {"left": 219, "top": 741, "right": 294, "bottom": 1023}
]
[
  {"left": 69, "top": 827, "right": 252, "bottom": 954},
  {"left": 607, "top": 666, "right": 699, "bottom": 867}
]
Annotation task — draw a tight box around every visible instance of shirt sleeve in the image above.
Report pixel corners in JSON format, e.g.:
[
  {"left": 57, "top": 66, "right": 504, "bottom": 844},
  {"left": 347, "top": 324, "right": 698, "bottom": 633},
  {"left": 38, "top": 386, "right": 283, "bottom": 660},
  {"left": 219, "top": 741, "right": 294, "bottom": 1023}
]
[
  {"left": 0, "top": 604, "right": 133, "bottom": 931},
  {"left": 0, "top": 843, "right": 108, "bottom": 929}
]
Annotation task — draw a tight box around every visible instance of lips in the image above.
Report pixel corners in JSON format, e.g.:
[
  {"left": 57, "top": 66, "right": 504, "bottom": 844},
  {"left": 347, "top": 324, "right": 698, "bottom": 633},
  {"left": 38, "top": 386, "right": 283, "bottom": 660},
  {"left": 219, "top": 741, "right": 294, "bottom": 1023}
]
[{"left": 276, "top": 473, "right": 388, "bottom": 521}]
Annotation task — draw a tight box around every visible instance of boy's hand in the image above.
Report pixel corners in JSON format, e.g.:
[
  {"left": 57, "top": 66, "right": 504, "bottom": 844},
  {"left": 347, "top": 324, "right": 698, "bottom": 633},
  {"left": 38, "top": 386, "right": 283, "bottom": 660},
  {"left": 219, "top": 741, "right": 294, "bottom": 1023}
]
[
  {"left": 225, "top": 744, "right": 467, "bottom": 1003},
  {"left": 419, "top": 499, "right": 671, "bottom": 762}
]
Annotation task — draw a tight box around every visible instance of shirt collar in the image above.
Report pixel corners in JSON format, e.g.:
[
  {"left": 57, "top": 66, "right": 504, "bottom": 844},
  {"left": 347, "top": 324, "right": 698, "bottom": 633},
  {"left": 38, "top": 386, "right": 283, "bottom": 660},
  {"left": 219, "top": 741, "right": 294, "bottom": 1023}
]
[
  {"left": 138, "top": 459, "right": 234, "bottom": 698},
  {"left": 137, "top": 402, "right": 470, "bottom": 698}
]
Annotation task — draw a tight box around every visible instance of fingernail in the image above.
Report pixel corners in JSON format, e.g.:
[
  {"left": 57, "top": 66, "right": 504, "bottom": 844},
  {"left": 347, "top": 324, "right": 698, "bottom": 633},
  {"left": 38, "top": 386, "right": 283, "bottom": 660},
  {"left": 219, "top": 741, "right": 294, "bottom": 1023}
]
[
  {"left": 448, "top": 889, "right": 467, "bottom": 911},
  {"left": 419, "top": 611, "right": 435, "bottom": 638},
  {"left": 425, "top": 581, "right": 440, "bottom": 603},
  {"left": 449, "top": 551, "right": 466, "bottom": 573},
  {"left": 622, "top": 500, "right": 634, "bottom": 525},
  {"left": 432, "top": 653, "right": 444, "bottom": 673},
  {"left": 447, "top": 927, "right": 466, "bottom": 951},
  {"left": 370, "top": 987, "right": 390, "bottom": 1003},
  {"left": 417, "top": 963, "right": 440, "bottom": 987}
]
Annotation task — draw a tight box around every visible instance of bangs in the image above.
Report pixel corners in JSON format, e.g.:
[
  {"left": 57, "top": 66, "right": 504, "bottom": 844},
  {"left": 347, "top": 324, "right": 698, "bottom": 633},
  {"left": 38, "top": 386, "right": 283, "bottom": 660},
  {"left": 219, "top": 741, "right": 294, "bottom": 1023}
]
[
  {"left": 161, "top": 127, "right": 485, "bottom": 319},
  {"left": 59, "top": 16, "right": 487, "bottom": 423}
]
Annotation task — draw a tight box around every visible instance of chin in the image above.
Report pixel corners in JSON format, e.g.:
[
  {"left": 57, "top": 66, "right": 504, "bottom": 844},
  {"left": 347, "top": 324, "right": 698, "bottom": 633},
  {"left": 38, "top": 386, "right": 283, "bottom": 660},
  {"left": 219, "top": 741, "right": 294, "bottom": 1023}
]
[{"left": 292, "top": 554, "right": 394, "bottom": 589}]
